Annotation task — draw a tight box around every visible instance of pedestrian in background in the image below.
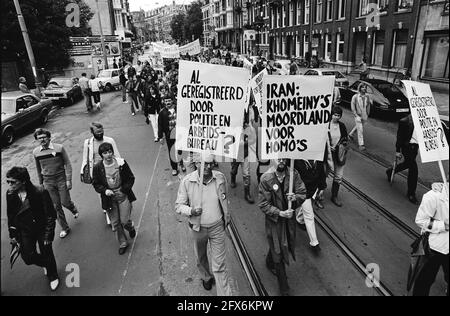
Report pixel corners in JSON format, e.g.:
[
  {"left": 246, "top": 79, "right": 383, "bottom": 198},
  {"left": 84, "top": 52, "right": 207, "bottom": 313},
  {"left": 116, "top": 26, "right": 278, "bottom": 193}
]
[
  {"left": 81, "top": 122, "right": 121, "bottom": 226},
  {"left": 386, "top": 114, "right": 419, "bottom": 204},
  {"left": 158, "top": 96, "right": 185, "bottom": 176},
  {"left": 144, "top": 85, "right": 161, "bottom": 142},
  {"left": 119, "top": 68, "right": 127, "bottom": 103},
  {"left": 92, "top": 142, "right": 137, "bottom": 255},
  {"left": 412, "top": 182, "right": 449, "bottom": 295},
  {"left": 89, "top": 74, "right": 101, "bottom": 110},
  {"left": 79, "top": 73, "right": 93, "bottom": 112},
  {"left": 259, "top": 158, "right": 307, "bottom": 296},
  {"left": 358, "top": 57, "right": 369, "bottom": 80},
  {"left": 126, "top": 76, "right": 140, "bottom": 116},
  {"left": 6, "top": 166, "right": 60, "bottom": 291},
  {"left": 175, "top": 153, "right": 233, "bottom": 295},
  {"left": 33, "top": 128, "right": 79, "bottom": 239},
  {"left": 348, "top": 83, "right": 371, "bottom": 151},
  {"left": 18, "top": 77, "right": 30, "bottom": 93},
  {"left": 327, "top": 106, "right": 348, "bottom": 207}
]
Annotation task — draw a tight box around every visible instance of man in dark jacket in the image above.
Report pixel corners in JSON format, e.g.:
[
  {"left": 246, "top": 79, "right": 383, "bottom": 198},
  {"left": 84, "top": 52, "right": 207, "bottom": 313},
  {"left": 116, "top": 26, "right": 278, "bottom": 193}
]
[
  {"left": 92, "top": 142, "right": 137, "bottom": 255},
  {"left": 258, "top": 159, "right": 307, "bottom": 296},
  {"left": 144, "top": 85, "right": 161, "bottom": 142},
  {"left": 6, "top": 166, "right": 59, "bottom": 291},
  {"left": 119, "top": 68, "right": 127, "bottom": 103},
  {"left": 386, "top": 114, "right": 419, "bottom": 204}
]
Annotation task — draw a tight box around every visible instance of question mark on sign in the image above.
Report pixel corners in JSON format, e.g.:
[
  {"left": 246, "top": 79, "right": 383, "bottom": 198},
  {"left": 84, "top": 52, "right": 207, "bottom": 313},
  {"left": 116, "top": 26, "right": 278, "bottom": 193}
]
[
  {"left": 223, "top": 135, "right": 236, "bottom": 154},
  {"left": 436, "top": 127, "right": 446, "bottom": 148}
]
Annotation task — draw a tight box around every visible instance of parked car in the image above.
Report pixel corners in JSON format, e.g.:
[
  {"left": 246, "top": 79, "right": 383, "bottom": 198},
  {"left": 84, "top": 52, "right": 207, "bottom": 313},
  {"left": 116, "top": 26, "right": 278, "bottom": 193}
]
[
  {"left": 1, "top": 92, "right": 54, "bottom": 145},
  {"left": 303, "top": 69, "right": 349, "bottom": 86},
  {"left": 272, "top": 60, "right": 291, "bottom": 75},
  {"left": 41, "top": 77, "right": 82, "bottom": 106},
  {"left": 94, "top": 69, "right": 121, "bottom": 92},
  {"left": 339, "top": 79, "right": 410, "bottom": 117}
]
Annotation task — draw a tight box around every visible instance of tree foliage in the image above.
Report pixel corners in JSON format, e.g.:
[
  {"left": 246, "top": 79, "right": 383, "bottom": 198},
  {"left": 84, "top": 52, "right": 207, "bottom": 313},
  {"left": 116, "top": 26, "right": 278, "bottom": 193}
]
[
  {"left": 170, "top": 13, "right": 185, "bottom": 44},
  {"left": 1, "top": 0, "right": 94, "bottom": 70},
  {"left": 184, "top": 1, "right": 203, "bottom": 43}
]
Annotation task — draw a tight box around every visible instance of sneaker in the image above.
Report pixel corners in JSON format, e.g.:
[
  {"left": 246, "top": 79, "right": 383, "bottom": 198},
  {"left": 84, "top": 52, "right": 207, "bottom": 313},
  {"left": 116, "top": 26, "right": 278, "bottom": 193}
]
[
  {"left": 59, "top": 229, "right": 70, "bottom": 238},
  {"left": 171, "top": 169, "right": 178, "bottom": 176},
  {"left": 181, "top": 165, "right": 186, "bottom": 172},
  {"left": 131, "top": 113, "right": 136, "bottom": 116},
  {"left": 50, "top": 278, "right": 59, "bottom": 291},
  {"left": 154, "top": 138, "right": 159, "bottom": 142},
  {"left": 408, "top": 195, "right": 418, "bottom": 204},
  {"left": 118, "top": 245, "right": 128, "bottom": 255},
  {"left": 73, "top": 211, "right": 79, "bottom": 219}
]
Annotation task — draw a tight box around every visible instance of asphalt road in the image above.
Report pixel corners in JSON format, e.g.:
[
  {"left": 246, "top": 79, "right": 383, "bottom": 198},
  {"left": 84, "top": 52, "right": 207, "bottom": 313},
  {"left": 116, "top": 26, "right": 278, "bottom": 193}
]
[{"left": 1, "top": 88, "right": 447, "bottom": 296}]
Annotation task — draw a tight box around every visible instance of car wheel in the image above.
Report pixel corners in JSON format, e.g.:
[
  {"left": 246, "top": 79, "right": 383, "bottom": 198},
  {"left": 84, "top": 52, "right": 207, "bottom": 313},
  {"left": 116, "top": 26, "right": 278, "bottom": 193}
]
[
  {"left": 104, "top": 83, "right": 112, "bottom": 92},
  {"left": 41, "top": 111, "right": 49, "bottom": 124},
  {"left": 2, "top": 128, "right": 15, "bottom": 146}
]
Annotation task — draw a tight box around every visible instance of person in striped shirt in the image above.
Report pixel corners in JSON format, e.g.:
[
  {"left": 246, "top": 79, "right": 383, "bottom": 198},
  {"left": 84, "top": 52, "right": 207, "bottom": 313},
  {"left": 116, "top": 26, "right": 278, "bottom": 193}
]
[{"left": 33, "top": 128, "right": 79, "bottom": 238}]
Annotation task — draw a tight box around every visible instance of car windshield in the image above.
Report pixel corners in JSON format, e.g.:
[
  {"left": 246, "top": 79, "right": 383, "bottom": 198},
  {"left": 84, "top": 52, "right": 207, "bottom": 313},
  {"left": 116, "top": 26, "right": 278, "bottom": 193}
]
[
  {"left": 1, "top": 99, "right": 16, "bottom": 114},
  {"left": 375, "top": 83, "right": 402, "bottom": 95},
  {"left": 322, "top": 71, "right": 345, "bottom": 79},
  {"left": 98, "top": 70, "right": 110, "bottom": 78},
  {"left": 48, "top": 78, "right": 73, "bottom": 87}
]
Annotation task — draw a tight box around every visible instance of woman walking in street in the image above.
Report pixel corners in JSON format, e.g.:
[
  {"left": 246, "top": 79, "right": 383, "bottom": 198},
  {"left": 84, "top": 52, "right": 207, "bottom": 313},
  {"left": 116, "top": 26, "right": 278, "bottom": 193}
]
[
  {"left": 89, "top": 75, "right": 101, "bottom": 110},
  {"left": 348, "top": 83, "right": 371, "bottom": 151},
  {"left": 144, "top": 85, "right": 162, "bottom": 142},
  {"left": 92, "top": 142, "right": 137, "bottom": 255},
  {"left": 327, "top": 106, "right": 348, "bottom": 207}
]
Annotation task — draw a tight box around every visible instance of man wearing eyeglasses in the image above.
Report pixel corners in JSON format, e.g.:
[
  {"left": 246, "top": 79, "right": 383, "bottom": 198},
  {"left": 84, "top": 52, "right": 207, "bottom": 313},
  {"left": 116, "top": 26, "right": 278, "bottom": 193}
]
[
  {"left": 32, "top": 128, "right": 79, "bottom": 239},
  {"left": 175, "top": 153, "right": 233, "bottom": 296}
]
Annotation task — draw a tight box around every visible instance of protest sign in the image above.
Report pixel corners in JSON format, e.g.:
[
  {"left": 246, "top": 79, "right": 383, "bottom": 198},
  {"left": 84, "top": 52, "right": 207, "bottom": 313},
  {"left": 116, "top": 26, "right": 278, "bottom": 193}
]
[
  {"left": 175, "top": 60, "right": 251, "bottom": 159},
  {"left": 249, "top": 68, "right": 268, "bottom": 115},
  {"left": 402, "top": 81, "right": 449, "bottom": 163},
  {"left": 260, "top": 75, "right": 335, "bottom": 160},
  {"left": 153, "top": 42, "right": 180, "bottom": 59},
  {"left": 180, "top": 39, "right": 201, "bottom": 56}
]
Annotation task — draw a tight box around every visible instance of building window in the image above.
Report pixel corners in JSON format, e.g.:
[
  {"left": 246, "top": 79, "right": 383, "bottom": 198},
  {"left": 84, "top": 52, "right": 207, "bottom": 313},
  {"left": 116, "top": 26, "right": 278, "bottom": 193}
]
[
  {"left": 303, "top": 34, "right": 309, "bottom": 57},
  {"left": 391, "top": 29, "right": 408, "bottom": 68},
  {"left": 359, "top": 0, "right": 370, "bottom": 16},
  {"left": 278, "top": 7, "right": 282, "bottom": 27},
  {"left": 297, "top": 1, "right": 302, "bottom": 25},
  {"left": 421, "top": 34, "right": 449, "bottom": 81},
  {"left": 337, "top": 0, "right": 346, "bottom": 19},
  {"left": 316, "top": 0, "right": 322, "bottom": 23},
  {"left": 305, "top": 0, "right": 310, "bottom": 24},
  {"left": 296, "top": 35, "right": 301, "bottom": 56},
  {"left": 372, "top": 31, "right": 385, "bottom": 66},
  {"left": 282, "top": 4, "right": 286, "bottom": 27},
  {"left": 290, "top": 2, "right": 294, "bottom": 26},
  {"left": 336, "top": 33, "right": 345, "bottom": 61},
  {"left": 325, "top": 0, "right": 333, "bottom": 21},
  {"left": 396, "top": 0, "right": 413, "bottom": 12},
  {"left": 324, "top": 33, "right": 332, "bottom": 61},
  {"left": 377, "top": 0, "right": 389, "bottom": 12}
]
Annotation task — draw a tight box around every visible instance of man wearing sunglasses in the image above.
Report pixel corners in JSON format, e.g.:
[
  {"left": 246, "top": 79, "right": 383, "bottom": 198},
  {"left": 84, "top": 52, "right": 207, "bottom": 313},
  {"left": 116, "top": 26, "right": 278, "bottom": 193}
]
[
  {"left": 33, "top": 128, "right": 79, "bottom": 239},
  {"left": 175, "top": 153, "right": 233, "bottom": 296}
]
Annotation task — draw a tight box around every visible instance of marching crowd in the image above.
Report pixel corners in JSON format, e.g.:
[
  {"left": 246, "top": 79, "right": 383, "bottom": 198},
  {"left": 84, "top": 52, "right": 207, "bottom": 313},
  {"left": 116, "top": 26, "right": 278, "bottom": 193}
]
[{"left": 5, "top": 51, "right": 448, "bottom": 296}]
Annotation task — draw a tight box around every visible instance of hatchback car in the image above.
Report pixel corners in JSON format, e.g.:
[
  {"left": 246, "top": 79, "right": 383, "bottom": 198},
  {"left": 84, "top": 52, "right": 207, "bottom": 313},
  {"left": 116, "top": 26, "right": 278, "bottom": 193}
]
[
  {"left": 41, "top": 77, "right": 82, "bottom": 106},
  {"left": 1, "top": 92, "right": 54, "bottom": 145},
  {"left": 303, "top": 69, "right": 349, "bottom": 86},
  {"left": 94, "top": 69, "right": 121, "bottom": 92},
  {"left": 339, "top": 79, "right": 410, "bottom": 117}
]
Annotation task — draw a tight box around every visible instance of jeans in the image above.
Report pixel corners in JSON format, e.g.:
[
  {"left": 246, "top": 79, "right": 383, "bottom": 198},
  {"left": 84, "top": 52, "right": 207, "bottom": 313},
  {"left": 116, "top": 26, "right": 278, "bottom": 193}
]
[
  {"left": 231, "top": 157, "right": 250, "bottom": 186},
  {"left": 332, "top": 156, "right": 345, "bottom": 184},
  {"left": 128, "top": 92, "right": 139, "bottom": 113},
  {"left": 413, "top": 250, "right": 449, "bottom": 296},
  {"left": 190, "top": 220, "right": 233, "bottom": 296},
  {"left": 148, "top": 114, "right": 159, "bottom": 140},
  {"left": 349, "top": 116, "right": 366, "bottom": 146},
  {"left": 121, "top": 85, "right": 127, "bottom": 102},
  {"left": 92, "top": 91, "right": 100, "bottom": 104},
  {"left": 108, "top": 195, "right": 133, "bottom": 248},
  {"left": 20, "top": 230, "right": 58, "bottom": 280},
  {"left": 43, "top": 174, "right": 77, "bottom": 231},
  {"left": 296, "top": 199, "right": 319, "bottom": 246},
  {"left": 83, "top": 90, "right": 92, "bottom": 110}
]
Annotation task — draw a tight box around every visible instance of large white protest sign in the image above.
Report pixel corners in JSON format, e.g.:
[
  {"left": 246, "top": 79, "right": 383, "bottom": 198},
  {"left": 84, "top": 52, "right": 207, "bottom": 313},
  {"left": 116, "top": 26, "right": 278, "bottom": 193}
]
[
  {"left": 176, "top": 60, "right": 251, "bottom": 159},
  {"left": 180, "top": 39, "right": 201, "bottom": 56},
  {"left": 249, "top": 68, "right": 267, "bottom": 115},
  {"left": 261, "top": 75, "right": 335, "bottom": 160},
  {"left": 153, "top": 42, "right": 180, "bottom": 59},
  {"left": 402, "top": 81, "right": 449, "bottom": 163}
]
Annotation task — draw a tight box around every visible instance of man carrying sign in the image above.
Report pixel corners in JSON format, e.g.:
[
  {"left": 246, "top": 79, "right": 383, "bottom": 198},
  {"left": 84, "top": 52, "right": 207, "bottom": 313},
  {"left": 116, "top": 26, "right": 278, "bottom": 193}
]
[{"left": 258, "top": 159, "right": 306, "bottom": 296}]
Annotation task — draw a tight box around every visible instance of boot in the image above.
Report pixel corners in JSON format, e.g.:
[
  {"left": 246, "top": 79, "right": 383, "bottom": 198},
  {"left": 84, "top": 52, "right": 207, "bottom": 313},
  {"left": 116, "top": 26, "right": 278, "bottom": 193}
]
[
  {"left": 230, "top": 173, "right": 237, "bottom": 188},
  {"left": 244, "top": 186, "right": 255, "bottom": 204},
  {"left": 331, "top": 181, "right": 343, "bottom": 207}
]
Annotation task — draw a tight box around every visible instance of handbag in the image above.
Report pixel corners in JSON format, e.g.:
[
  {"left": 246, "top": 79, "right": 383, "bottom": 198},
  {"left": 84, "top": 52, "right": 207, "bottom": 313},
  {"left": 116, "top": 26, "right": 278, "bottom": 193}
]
[
  {"left": 329, "top": 131, "right": 348, "bottom": 166},
  {"left": 81, "top": 139, "right": 92, "bottom": 184}
]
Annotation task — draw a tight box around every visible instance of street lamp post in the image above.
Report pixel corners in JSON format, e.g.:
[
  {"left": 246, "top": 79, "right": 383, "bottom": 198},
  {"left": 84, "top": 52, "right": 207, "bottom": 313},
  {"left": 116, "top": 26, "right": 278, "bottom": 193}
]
[
  {"left": 13, "top": 0, "right": 42, "bottom": 96},
  {"left": 95, "top": 0, "right": 109, "bottom": 69}
]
